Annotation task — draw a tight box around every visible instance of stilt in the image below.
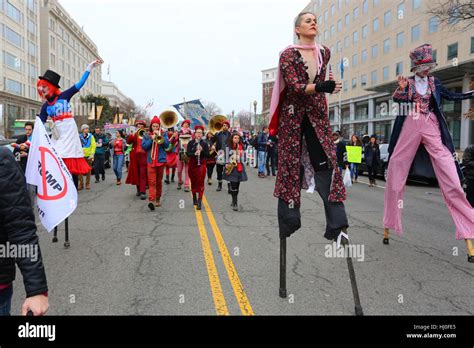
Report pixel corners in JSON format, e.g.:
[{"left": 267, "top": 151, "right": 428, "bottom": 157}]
[
  {"left": 466, "top": 240, "right": 474, "bottom": 263},
  {"left": 340, "top": 232, "right": 364, "bottom": 316},
  {"left": 52, "top": 226, "right": 58, "bottom": 243},
  {"left": 64, "top": 218, "right": 70, "bottom": 248},
  {"left": 279, "top": 238, "right": 287, "bottom": 298},
  {"left": 383, "top": 228, "right": 390, "bottom": 245}
]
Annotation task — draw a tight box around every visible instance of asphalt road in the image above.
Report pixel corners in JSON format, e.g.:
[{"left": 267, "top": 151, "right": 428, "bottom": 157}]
[{"left": 11, "top": 164, "right": 474, "bottom": 315}]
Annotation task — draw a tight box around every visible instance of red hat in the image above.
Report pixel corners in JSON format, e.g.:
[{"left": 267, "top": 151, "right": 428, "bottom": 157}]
[
  {"left": 181, "top": 120, "right": 191, "bottom": 127},
  {"left": 135, "top": 120, "right": 147, "bottom": 127},
  {"left": 222, "top": 120, "right": 230, "bottom": 127},
  {"left": 194, "top": 125, "right": 205, "bottom": 132},
  {"left": 150, "top": 116, "right": 160, "bottom": 125}
]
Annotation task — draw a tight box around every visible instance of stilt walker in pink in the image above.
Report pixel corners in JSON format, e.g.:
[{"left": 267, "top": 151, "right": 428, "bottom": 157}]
[{"left": 383, "top": 44, "right": 474, "bottom": 262}]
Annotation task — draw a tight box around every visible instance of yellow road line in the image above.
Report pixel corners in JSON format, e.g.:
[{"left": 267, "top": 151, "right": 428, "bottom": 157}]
[
  {"left": 193, "top": 206, "right": 229, "bottom": 315},
  {"left": 202, "top": 196, "right": 254, "bottom": 316}
]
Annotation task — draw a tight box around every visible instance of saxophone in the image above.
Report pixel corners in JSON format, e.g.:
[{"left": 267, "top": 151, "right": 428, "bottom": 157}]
[{"left": 225, "top": 149, "right": 237, "bottom": 175}]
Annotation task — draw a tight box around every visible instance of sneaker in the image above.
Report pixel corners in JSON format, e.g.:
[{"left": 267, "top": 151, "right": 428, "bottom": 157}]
[
  {"left": 95, "top": 180, "right": 100, "bottom": 183},
  {"left": 140, "top": 193, "right": 146, "bottom": 200},
  {"left": 136, "top": 192, "right": 141, "bottom": 197},
  {"left": 177, "top": 183, "right": 183, "bottom": 190},
  {"left": 184, "top": 187, "right": 190, "bottom": 193},
  {"left": 148, "top": 202, "right": 155, "bottom": 211},
  {"left": 102, "top": 175, "right": 105, "bottom": 181},
  {"left": 208, "top": 178, "right": 212, "bottom": 185}
]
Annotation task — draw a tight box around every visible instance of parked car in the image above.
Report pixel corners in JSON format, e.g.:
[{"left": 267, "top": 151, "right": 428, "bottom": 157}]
[{"left": 358, "top": 143, "right": 437, "bottom": 185}]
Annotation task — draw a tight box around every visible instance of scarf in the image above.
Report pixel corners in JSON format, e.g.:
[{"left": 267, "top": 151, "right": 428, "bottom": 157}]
[{"left": 269, "top": 43, "right": 324, "bottom": 136}]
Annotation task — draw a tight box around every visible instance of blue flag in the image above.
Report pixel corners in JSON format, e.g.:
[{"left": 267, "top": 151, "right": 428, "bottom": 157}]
[{"left": 340, "top": 58, "right": 345, "bottom": 79}]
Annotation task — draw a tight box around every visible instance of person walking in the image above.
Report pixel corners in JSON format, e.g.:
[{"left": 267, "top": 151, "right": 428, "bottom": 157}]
[
  {"left": 112, "top": 130, "right": 126, "bottom": 185},
  {"left": 177, "top": 120, "right": 194, "bottom": 192},
  {"left": 12, "top": 121, "right": 34, "bottom": 173},
  {"left": 204, "top": 131, "right": 217, "bottom": 185},
  {"left": 164, "top": 127, "right": 179, "bottom": 185},
  {"left": 93, "top": 126, "right": 109, "bottom": 183},
  {"left": 78, "top": 124, "right": 96, "bottom": 190},
  {"left": 187, "top": 125, "right": 209, "bottom": 210},
  {"left": 215, "top": 120, "right": 231, "bottom": 191},
  {"left": 257, "top": 126, "right": 269, "bottom": 178},
  {"left": 0, "top": 147, "right": 49, "bottom": 316},
  {"left": 266, "top": 134, "right": 278, "bottom": 177},
  {"left": 223, "top": 131, "right": 248, "bottom": 211},
  {"left": 142, "top": 117, "right": 170, "bottom": 211},
  {"left": 126, "top": 120, "right": 148, "bottom": 200},
  {"left": 349, "top": 134, "right": 362, "bottom": 183},
  {"left": 365, "top": 135, "right": 380, "bottom": 187}
]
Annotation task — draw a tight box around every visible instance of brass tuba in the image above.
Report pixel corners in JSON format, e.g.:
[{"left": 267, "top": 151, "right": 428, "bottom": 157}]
[
  {"left": 209, "top": 115, "right": 228, "bottom": 135},
  {"left": 159, "top": 110, "right": 179, "bottom": 129}
]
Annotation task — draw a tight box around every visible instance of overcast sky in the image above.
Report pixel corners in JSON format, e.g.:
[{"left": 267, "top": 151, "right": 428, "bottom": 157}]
[{"left": 60, "top": 0, "right": 308, "bottom": 116}]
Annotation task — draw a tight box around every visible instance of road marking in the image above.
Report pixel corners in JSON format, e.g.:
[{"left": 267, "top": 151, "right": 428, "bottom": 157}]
[
  {"left": 353, "top": 179, "right": 386, "bottom": 189},
  {"left": 193, "top": 206, "right": 229, "bottom": 315},
  {"left": 202, "top": 196, "right": 254, "bottom": 316}
]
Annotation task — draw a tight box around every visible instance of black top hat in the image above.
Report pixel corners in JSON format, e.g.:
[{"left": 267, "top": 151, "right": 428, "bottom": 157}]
[{"left": 38, "top": 70, "right": 61, "bottom": 88}]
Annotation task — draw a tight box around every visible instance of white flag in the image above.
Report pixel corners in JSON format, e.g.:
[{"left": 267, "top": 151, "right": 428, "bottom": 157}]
[{"left": 25, "top": 117, "right": 78, "bottom": 232}]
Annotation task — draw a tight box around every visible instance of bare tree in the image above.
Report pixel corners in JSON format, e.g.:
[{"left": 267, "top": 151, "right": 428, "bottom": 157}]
[
  {"left": 236, "top": 110, "right": 252, "bottom": 131},
  {"left": 428, "top": 0, "right": 474, "bottom": 30},
  {"left": 203, "top": 100, "right": 223, "bottom": 117}
]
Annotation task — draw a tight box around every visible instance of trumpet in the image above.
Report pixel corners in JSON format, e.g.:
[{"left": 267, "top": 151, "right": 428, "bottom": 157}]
[
  {"left": 136, "top": 128, "right": 145, "bottom": 139},
  {"left": 153, "top": 128, "right": 164, "bottom": 145}
]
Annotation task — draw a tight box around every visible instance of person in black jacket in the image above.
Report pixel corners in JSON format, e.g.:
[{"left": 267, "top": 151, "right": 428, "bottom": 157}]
[
  {"left": 333, "top": 131, "right": 348, "bottom": 172},
  {"left": 0, "top": 147, "right": 49, "bottom": 316},
  {"left": 266, "top": 134, "right": 278, "bottom": 177},
  {"left": 214, "top": 121, "right": 231, "bottom": 192},
  {"left": 462, "top": 144, "right": 474, "bottom": 207},
  {"left": 12, "top": 121, "right": 34, "bottom": 173},
  {"left": 365, "top": 135, "right": 381, "bottom": 187}
]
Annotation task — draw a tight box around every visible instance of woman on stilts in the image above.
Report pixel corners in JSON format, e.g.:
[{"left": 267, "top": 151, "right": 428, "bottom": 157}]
[
  {"left": 269, "top": 12, "right": 363, "bottom": 315},
  {"left": 223, "top": 131, "right": 247, "bottom": 211}
]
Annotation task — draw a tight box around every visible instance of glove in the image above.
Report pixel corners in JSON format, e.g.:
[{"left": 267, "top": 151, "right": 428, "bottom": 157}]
[{"left": 315, "top": 80, "right": 336, "bottom": 93}]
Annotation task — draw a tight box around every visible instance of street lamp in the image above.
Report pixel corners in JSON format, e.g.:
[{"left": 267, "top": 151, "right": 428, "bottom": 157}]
[{"left": 253, "top": 100, "right": 257, "bottom": 132}]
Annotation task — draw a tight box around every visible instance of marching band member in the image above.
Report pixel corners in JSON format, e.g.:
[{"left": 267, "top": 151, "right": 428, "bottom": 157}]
[
  {"left": 223, "top": 131, "right": 248, "bottom": 211},
  {"left": 186, "top": 125, "right": 209, "bottom": 210},
  {"left": 204, "top": 131, "right": 217, "bottom": 185},
  {"left": 383, "top": 43, "right": 474, "bottom": 260},
  {"left": 37, "top": 59, "right": 103, "bottom": 187},
  {"left": 142, "top": 116, "right": 170, "bottom": 211},
  {"left": 126, "top": 120, "right": 148, "bottom": 200},
  {"left": 177, "top": 120, "right": 193, "bottom": 192},
  {"left": 214, "top": 120, "right": 231, "bottom": 192},
  {"left": 164, "top": 127, "right": 179, "bottom": 184}
]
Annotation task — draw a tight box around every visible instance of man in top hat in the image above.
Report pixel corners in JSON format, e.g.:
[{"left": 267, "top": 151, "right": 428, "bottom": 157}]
[
  {"left": 176, "top": 120, "right": 194, "bottom": 192},
  {"left": 126, "top": 120, "right": 148, "bottom": 200},
  {"left": 214, "top": 120, "right": 231, "bottom": 191},
  {"left": 384, "top": 43, "right": 474, "bottom": 255}
]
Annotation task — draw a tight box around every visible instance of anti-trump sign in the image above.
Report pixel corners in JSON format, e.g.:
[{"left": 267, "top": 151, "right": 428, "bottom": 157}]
[{"left": 25, "top": 117, "right": 78, "bottom": 232}]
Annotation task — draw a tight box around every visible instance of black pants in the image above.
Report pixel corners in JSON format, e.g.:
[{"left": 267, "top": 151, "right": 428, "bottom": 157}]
[
  {"left": 302, "top": 115, "right": 348, "bottom": 240},
  {"left": 266, "top": 149, "right": 277, "bottom": 175},
  {"left": 72, "top": 175, "right": 78, "bottom": 189},
  {"left": 367, "top": 165, "right": 377, "bottom": 182},
  {"left": 466, "top": 179, "right": 474, "bottom": 207},
  {"left": 216, "top": 164, "right": 224, "bottom": 182},
  {"left": 207, "top": 163, "right": 216, "bottom": 179},
  {"left": 94, "top": 154, "right": 106, "bottom": 180},
  {"left": 230, "top": 181, "right": 240, "bottom": 191}
]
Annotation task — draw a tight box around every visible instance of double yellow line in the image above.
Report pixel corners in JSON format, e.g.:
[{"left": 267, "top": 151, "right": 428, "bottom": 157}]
[{"left": 193, "top": 194, "right": 254, "bottom": 316}]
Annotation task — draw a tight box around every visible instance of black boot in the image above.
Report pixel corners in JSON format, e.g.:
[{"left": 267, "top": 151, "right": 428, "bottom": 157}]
[
  {"left": 165, "top": 175, "right": 170, "bottom": 184},
  {"left": 216, "top": 181, "right": 222, "bottom": 192},
  {"left": 193, "top": 193, "right": 198, "bottom": 206},
  {"left": 196, "top": 196, "right": 202, "bottom": 210},
  {"left": 232, "top": 191, "right": 239, "bottom": 211},
  {"left": 171, "top": 173, "right": 175, "bottom": 182}
]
